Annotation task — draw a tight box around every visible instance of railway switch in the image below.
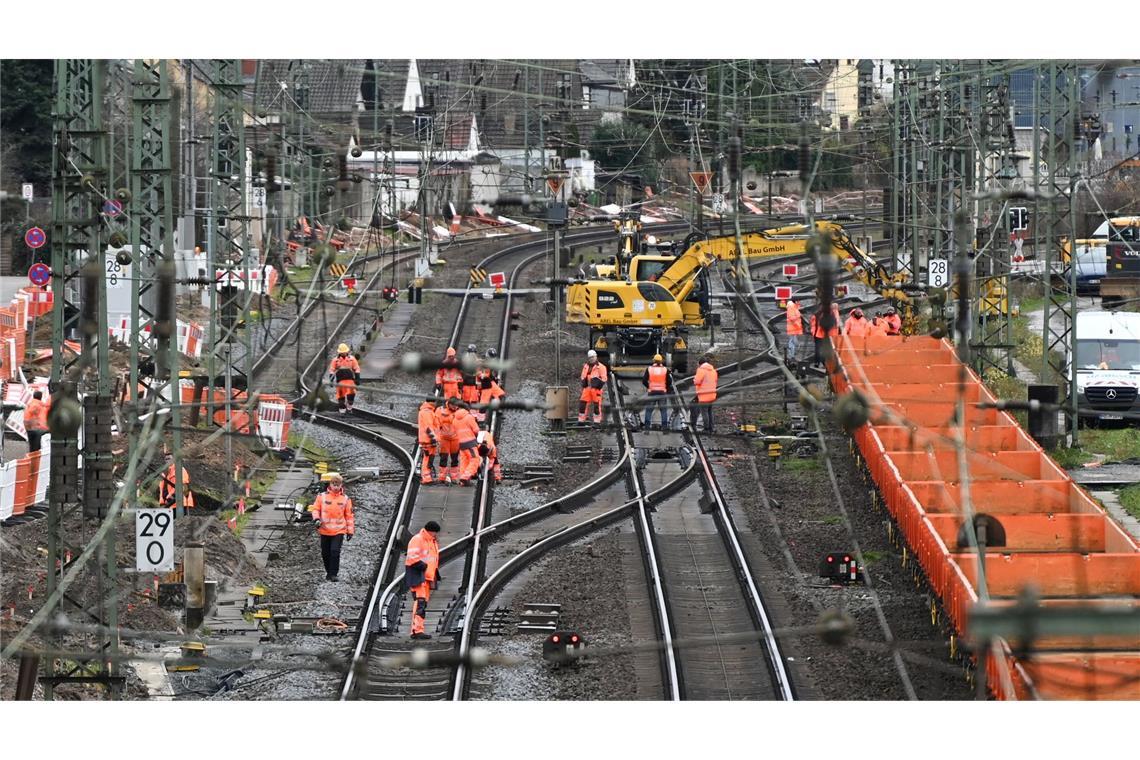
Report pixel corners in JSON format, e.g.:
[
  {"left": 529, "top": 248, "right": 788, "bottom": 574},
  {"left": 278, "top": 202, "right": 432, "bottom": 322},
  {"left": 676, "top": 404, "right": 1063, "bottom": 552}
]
[
  {"left": 543, "top": 630, "right": 585, "bottom": 664},
  {"left": 819, "top": 553, "right": 864, "bottom": 585}
]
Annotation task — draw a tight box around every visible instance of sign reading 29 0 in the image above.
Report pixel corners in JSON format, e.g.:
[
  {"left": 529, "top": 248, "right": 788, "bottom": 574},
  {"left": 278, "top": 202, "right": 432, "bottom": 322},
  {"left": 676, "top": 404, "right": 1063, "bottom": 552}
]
[{"left": 135, "top": 508, "right": 174, "bottom": 572}]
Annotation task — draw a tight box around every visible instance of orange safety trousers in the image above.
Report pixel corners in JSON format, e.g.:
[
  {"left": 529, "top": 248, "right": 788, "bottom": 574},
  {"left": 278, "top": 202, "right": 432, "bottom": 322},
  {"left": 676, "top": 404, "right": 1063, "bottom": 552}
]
[
  {"left": 410, "top": 582, "right": 431, "bottom": 635},
  {"left": 459, "top": 444, "right": 483, "bottom": 482}
]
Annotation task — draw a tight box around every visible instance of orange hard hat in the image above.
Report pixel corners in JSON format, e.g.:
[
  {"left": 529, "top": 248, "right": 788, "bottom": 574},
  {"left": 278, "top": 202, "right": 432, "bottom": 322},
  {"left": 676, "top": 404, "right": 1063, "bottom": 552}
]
[{"left": 446, "top": 347, "right": 457, "bottom": 358}]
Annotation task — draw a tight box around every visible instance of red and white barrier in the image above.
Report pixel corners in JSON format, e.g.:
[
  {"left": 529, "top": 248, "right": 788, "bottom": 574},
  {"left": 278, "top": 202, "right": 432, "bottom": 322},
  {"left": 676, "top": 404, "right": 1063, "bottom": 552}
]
[
  {"left": 109, "top": 317, "right": 203, "bottom": 359},
  {"left": 215, "top": 266, "right": 279, "bottom": 295},
  {"left": 3, "top": 375, "right": 50, "bottom": 440},
  {"left": 0, "top": 434, "right": 50, "bottom": 522},
  {"left": 256, "top": 395, "right": 293, "bottom": 450}
]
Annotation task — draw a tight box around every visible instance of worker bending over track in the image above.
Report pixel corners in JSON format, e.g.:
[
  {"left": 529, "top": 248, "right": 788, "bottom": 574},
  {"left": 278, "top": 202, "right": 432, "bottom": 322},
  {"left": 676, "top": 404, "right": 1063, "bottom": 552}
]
[
  {"left": 579, "top": 349, "right": 608, "bottom": 424},
  {"left": 328, "top": 343, "right": 361, "bottom": 413},
  {"left": 405, "top": 520, "right": 441, "bottom": 639},
  {"left": 477, "top": 429, "right": 502, "bottom": 483}
]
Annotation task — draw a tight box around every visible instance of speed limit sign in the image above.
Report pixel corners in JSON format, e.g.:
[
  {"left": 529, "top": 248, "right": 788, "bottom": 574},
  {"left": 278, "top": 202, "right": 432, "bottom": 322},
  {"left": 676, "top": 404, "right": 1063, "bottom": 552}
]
[
  {"left": 928, "top": 258, "right": 950, "bottom": 289},
  {"left": 136, "top": 508, "right": 174, "bottom": 572}
]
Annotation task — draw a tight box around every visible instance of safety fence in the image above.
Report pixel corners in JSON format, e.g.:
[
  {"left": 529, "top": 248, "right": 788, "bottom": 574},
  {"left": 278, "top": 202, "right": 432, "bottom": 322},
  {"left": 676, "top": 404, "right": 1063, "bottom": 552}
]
[
  {"left": 108, "top": 316, "right": 205, "bottom": 359},
  {"left": 0, "top": 286, "right": 51, "bottom": 381},
  {"left": 0, "top": 435, "right": 50, "bottom": 522},
  {"left": 178, "top": 381, "right": 293, "bottom": 449},
  {"left": 830, "top": 334, "right": 1140, "bottom": 700}
]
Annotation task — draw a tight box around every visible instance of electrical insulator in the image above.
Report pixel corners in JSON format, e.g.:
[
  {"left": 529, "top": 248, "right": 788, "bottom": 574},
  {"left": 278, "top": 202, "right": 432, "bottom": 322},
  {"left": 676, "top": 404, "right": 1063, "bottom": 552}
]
[{"left": 156, "top": 260, "right": 176, "bottom": 341}]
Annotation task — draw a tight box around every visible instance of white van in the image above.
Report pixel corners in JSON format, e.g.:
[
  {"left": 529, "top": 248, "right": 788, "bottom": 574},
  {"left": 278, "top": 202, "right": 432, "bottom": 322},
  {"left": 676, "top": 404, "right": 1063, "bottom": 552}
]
[{"left": 1075, "top": 311, "right": 1140, "bottom": 424}]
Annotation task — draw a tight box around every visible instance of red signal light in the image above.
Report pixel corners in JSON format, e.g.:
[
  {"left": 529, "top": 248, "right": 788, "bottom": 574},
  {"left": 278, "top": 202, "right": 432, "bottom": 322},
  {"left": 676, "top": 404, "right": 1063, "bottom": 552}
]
[
  {"left": 551, "top": 635, "right": 559, "bottom": 644},
  {"left": 570, "top": 635, "right": 579, "bottom": 643},
  {"left": 843, "top": 555, "right": 851, "bottom": 563},
  {"left": 827, "top": 555, "right": 833, "bottom": 563}
]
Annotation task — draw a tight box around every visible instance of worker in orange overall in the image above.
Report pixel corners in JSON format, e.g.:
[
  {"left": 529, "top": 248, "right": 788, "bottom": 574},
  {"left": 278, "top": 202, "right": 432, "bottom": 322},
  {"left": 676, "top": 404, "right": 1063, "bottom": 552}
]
[
  {"left": 578, "top": 349, "right": 608, "bottom": 424},
  {"left": 476, "top": 371, "right": 505, "bottom": 423},
  {"left": 417, "top": 398, "right": 440, "bottom": 484},
  {"left": 435, "top": 347, "right": 462, "bottom": 399},
  {"left": 23, "top": 390, "right": 49, "bottom": 453},
  {"left": 459, "top": 344, "right": 482, "bottom": 407},
  {"left": 158, "top": 452, "right": 196, "bottom": 516},
  {"left": 310, "top": 473, "right": 354, "bottom": 581},
  {"left": 785, "top": 298, "right": 804, "bottom": 358},
  {"left": 691, "top": 355, "right": 718, "bottom": 433},
  {"left": 435, "top": 398, "right": 462, "bottom": 484},
  {"left": 869, "top": 312, "right": 890, "bottom": 337},
  {"left": 328, "top": 343, "right": 361, "bottom": 413},
  {"left": 641, "top": 353, "right": 673, "bottom": 429},
  {"left": 476, "top": 429, "right": 502, "bottom": 483},
  {"left": 844, "top": 308, "right": 870, "bottom": 338},
  {"left": 884, "top": 306, "right": 902, "bottom": 336},
  {"left": 404, "top": 520, "right": 441, "bottom": 639},
  {"left": 455, "top": 402, "right": 483, "bottom": 485}
]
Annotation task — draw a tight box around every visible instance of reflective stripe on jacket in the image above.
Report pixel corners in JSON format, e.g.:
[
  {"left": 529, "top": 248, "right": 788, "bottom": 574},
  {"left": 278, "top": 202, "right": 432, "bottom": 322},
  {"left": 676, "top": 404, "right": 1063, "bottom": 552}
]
[
  {"left": 406, "top": 528, "right": 440, "bottom": 582},
  {"left": 694, "top": 362, "right": 718, "bottom": 402},
  {"left": 24, "top": 399, "right": 49, "bottom": 431},
  {"left": 454, "top": 408, "right": 480, "bottom": 446},
  {"left": 581, "top": 361, "right": 608, "bottom": 385},
  {"left": 646, "top": 365, "right": 669, "bottom": 393},
  {"left": 435, "top": 406, "right": 457, "bottom": 440},
  {"left": 311, "top": 490, "right": 354, "bottom": 536}
]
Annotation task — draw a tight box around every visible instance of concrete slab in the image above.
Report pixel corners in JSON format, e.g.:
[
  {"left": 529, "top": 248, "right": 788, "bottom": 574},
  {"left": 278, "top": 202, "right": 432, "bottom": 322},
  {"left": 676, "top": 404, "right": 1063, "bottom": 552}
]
[
  {"left": 359, "top": 302, "right": 414, "bottom": 380},
  {"left": 1070, "top": 463, "right": 1140, "bottom": 487}
]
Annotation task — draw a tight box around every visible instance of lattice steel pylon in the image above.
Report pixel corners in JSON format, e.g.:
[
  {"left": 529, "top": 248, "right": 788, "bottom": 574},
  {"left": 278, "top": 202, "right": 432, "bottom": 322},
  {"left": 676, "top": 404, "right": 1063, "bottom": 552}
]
[
  {"left": 45, "top": 58, "right": 120, "bottom": 699},
  {"left": 203, "top": 60, "right": 251, "bottom": 510},
  {"left": 127, "top": 59, "right": 185, "bottom": 505},
  {"left": 970, "top": 65, "right": 1017, "bottom": 377},
  {"left": 1035, "top": 62, "right": 1080, "bottom": 441}
]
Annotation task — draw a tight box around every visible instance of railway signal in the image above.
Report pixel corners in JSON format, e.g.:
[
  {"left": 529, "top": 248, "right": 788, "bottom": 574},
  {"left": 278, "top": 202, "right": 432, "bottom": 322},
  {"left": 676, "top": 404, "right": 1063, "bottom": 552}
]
[
  {"left": 819, "top": 553, "right": 863, "bottom": 585},
  {"left": 543, "top": 630, "right": 585, "bottom": 664}
]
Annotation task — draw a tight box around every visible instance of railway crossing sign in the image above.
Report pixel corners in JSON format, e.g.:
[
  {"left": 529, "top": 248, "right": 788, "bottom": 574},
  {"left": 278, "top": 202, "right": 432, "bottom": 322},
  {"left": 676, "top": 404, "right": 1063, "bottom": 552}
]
[
  {"left": 775, "top": 286, "right": 793, "bottom": 301},
  {"left": 28, "top": 263, "right": 51, "bottom": 286},
  {"left": 24, "top": 226, "right": 46, "bottom": 249},
  {"left": 135, "top": 508, "right": 174, "bottom": 572},
  {"left": 928, "top": 258, "right": 950, "bottom": 289},
  {"left": 488, "top": 271, "right": 506, "bottom": 289},
  {"left": 689, "top": 171, "right": 712, "bottom": 194},
  {"left": 102, "top": 199, "right": 123, "bottom": 217},
  {"left": 783, "top": 263, "right": 799, "bottom": 277}
]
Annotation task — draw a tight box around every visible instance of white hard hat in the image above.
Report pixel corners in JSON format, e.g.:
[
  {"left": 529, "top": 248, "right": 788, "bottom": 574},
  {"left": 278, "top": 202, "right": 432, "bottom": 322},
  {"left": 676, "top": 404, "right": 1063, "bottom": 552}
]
[{"left": 587, "top": 349, "right": 598, "bottom": 358}]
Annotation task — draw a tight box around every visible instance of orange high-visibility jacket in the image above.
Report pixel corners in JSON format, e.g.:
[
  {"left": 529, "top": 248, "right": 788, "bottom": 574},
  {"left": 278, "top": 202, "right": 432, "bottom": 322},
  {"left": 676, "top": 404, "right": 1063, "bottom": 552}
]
[
  {"left": 869, "top": 318, "right": 889, "bottom": 337},
  {"left": 479, "top": 379, "right": 506, "bottom": 407},
  {"left": 24, "top": 398, "right": 49, "bottom": 431},
  {"left": 581, "top": 361, "right": 608, "bottom": 387},
  {"left": 329, "top": 354, "right": 360, "bottom": 381},
  {"left": 694, "top": 362, "right": 718, "bottom": 403},
  {"left": 885, "top": 313, "right": 902, "bottom": 335},
  {"left": 785, "top": 302, "right": 804, "bottom": 336},
  {"left": 158, "top": 464, "right": 195, "bottom": 509},
  {"left": 454, "top": 407, "right": 480, "bottom": 446},
  {"left": 406, "top": 528, "right": 440, "bottom": 582},
  {"left": 310, "top": 490, "right": 354, "bottom": 536},
  {"left": 646, "top": 364, "right": 670, "bottom": 393},
  {"left": 435, "top": 406, "right": 458, "bottom": 441},
  {"left": 417, "top": 401, "right": 438, "bottom": 446},
  {"left": 844, "top": 315, "right": 869, "bottom": 337},
  {"left": 477, "top": 430, "right": 497, "bottom": 459},
  {"left": 436, "top": 366, "right": 462, "bottom": 396}
]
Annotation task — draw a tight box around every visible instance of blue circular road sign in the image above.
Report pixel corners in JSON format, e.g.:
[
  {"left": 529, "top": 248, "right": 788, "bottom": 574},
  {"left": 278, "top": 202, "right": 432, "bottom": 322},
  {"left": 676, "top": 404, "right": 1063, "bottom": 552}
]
[
  {"left": 28, "top": 262, "right": 52, "bottom": 286},
  {"left": 24, "top": 227, "right": 46, "bottom": 249}
]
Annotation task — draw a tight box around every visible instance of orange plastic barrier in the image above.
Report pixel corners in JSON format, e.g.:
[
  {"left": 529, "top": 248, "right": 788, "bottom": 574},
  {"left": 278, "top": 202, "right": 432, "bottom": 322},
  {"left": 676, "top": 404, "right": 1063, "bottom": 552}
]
[{"left": 830, "top": 334, "right": 1140, "bottom": 700}]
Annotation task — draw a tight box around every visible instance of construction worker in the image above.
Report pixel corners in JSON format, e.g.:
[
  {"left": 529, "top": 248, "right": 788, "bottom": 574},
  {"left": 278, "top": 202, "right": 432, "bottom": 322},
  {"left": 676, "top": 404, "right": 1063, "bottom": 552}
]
[
  {"left": 810, "top": 303, "right": 841, "bottom": 367},
  {"left": 691, "top": 355, "right": 718, "bottom": 433},
  {"left": 417, "top": 398, "right": 440, "bottom": 484},
  {"left": 785, "top": 298, "right": 804, "bottom": 358},
  {"left": 884, "top": 306, "right": 902, "bottom": 336},
  {"left": 24, "top": 391, "right": 49, "bottom": 453},
  {"left": 476, "top": 364, "right": 506, "bottom": 423},
  {"left": 869, "top": 312, "right": 890, "bottom": 337},
  {"left": 579, "top": 349, "right": 608, "bottom": 424},
  {"left": 455, "top": 402, "right": 483, "bottom": 485},
  {"left": 641, "top": 354, "right": 673, "bottom": 429},
  {"left": 404, "top": 520, "right": 441, "bottom": 639},
  {"left": 844, "top": 308, "right": 870, "bottom": 338},
  {"left": 460, "top": 344, "right": 481, "bottom": 406},
  {"left": 435, "top": 398, "right": 462, "bottom": 484},
  {"left": 477, "top": 428, "right": 503, "bottom": 483},
  {"left": 158, "top": 453, "right": 195, "bottom": 514},
  {"left": 310, "top": 473, "right": 354, "bottom": 581},
  {"left": 435, "top": 347, "right": 462, "bottom": 399},
  {"left": 328, "top": 343, "right": 361, "bottom": 413}
]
